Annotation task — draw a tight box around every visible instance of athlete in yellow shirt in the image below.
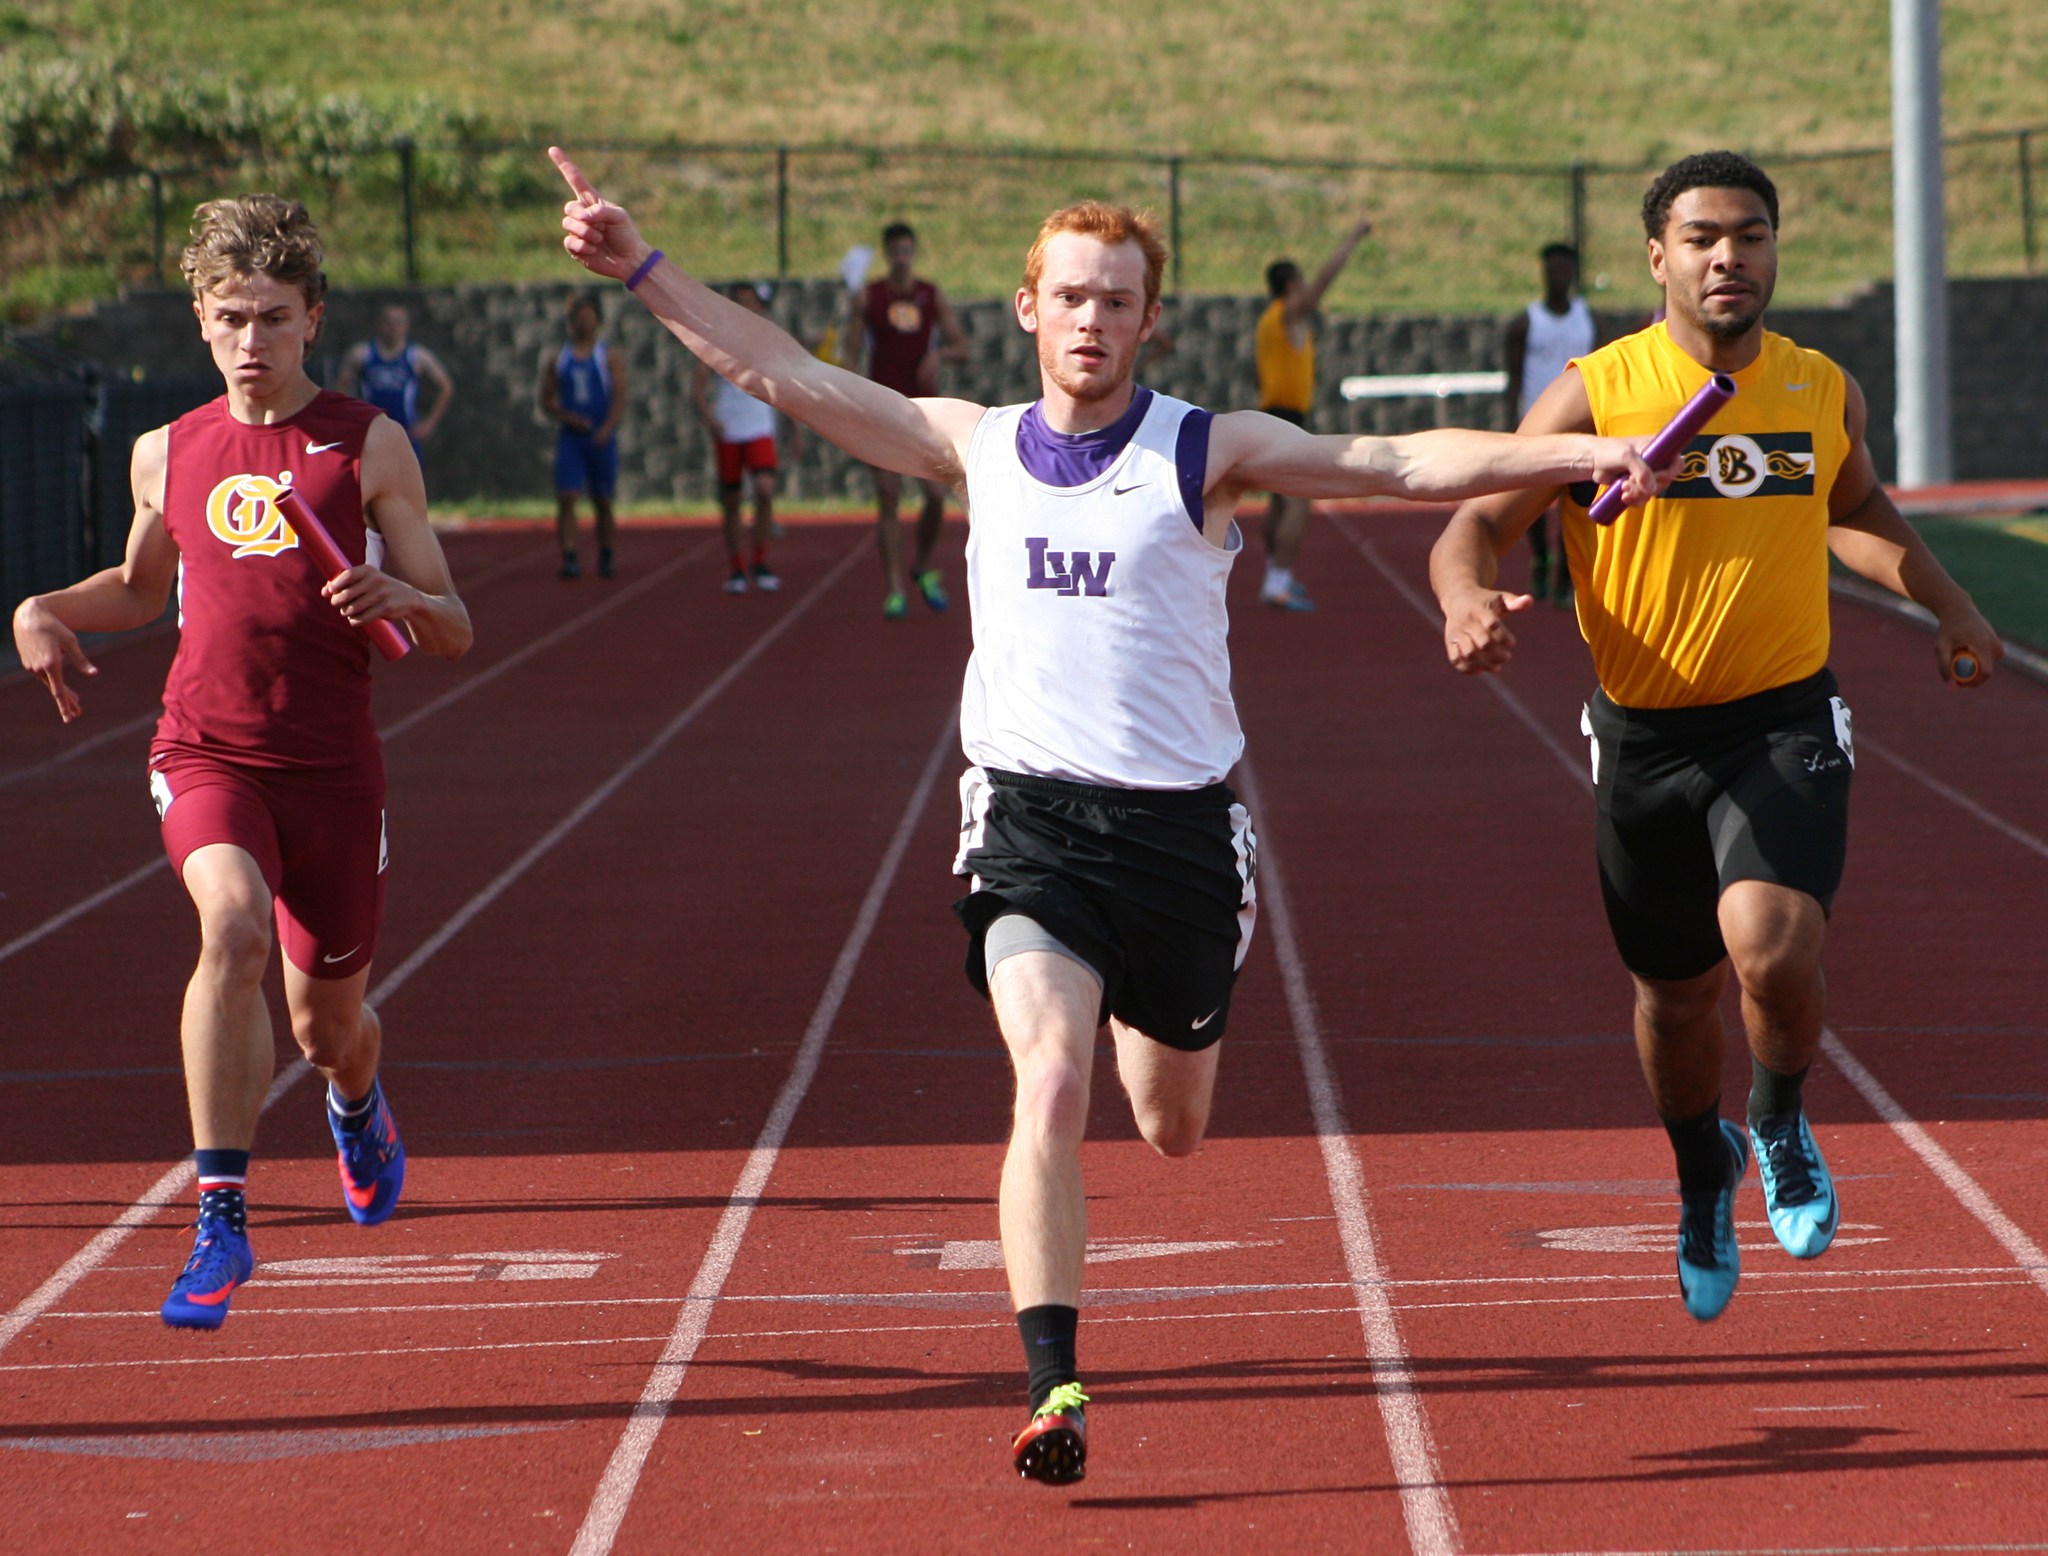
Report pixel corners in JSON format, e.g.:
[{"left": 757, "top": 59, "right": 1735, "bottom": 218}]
[
  {"left": 1429, "top": 151, "right": 2000, "bottom": 1323},
  {"left": 1254, "top": 215, "right": 1373, "bottom": 610}
]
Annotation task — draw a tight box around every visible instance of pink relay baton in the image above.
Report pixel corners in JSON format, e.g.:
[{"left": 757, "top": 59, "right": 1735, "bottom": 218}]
[
  {"left": 1586, "top": 372, "right": 1738, "bottom": 525},
  {"left": 275, "top": 488, "right": 412, "bottom": 661}
]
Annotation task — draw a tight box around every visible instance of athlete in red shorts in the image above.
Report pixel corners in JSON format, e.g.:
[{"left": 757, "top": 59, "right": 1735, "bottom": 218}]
[
  {"left": 692, "top": 282, "right": 782, "bottom": 593},
  {"left": 11, "top": 194, "right": 473, "bottom": 1330}
]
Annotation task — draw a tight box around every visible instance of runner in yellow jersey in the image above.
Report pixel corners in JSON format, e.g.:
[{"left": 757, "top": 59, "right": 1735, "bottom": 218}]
[
  {"left": 1254, "top": 215, "right": 1373, "bottom": 609},
  {"left": 1428, "top": 151, "right": 2001, "bottom": 1323}
]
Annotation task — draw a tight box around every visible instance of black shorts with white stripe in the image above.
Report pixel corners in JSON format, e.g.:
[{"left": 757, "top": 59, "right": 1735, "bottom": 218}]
[
  {"left": 952, "top": 766, "right": 1258, "bottom": 1051},
  {"left": 1584, "top": 666, "right": 1853, "bottom": 982}
]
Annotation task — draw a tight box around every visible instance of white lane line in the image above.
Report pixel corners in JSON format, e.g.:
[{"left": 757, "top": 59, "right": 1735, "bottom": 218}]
[
  {"left": 1820, "top": 1030, "right": 2048, "bottom": 1302},
  {"left": 379, "top": 536, "right": 714, "bottom": 741},
  {"left": 43, "top": 1260, "right": 2035, "bottom": 1320},
  {"left": 0, "top": 856, "right": 173, "bottom": 966},
  {"left": 20, "top": 1273, "right": 2034, "bottom": 1376},
  {"left": 1239, "top": 750, "right": 1461, "bottom": 1556},
  {"left": 0, "top": 539, "right": 717, "bottom": 969},
  {"left": 569, "top": 710, "right": 956, "bottom": 1556},
  {"left": 0, "top": 710, "right": 161, "bottom": 790},
  {"left": 0, "top": 539, "right": 861, "bottom": 1359},
  {"left": 1859, "top": 734, "right": 2048, "bottom": 862},
  {"left": 1329, "top": 512, "right": 1589, "bottom": 781},
  {"left": 0, "top": 541, "right": 536, "bottom": 791},
  {"left": 1334, "top": 518, "right": 2048, "bottom": 1309}
]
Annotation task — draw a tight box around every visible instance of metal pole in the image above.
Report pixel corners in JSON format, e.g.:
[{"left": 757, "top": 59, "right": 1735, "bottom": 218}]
[
  {"left": 776, "top": 146, "right": 790, "bottom": 279},
  {"left": 398, "top": 138, "right": 418, "bottom": 285},
  {"left": 1169, "top": 157, "right": 1183, "bottom": 295},
  {"left": 1569, "top": 159, "right": 1587, "bottom": 271},
  {"left": 149, "top": 171, "right": 165, "bottom": 287},
  {"left": 2021, "top": 130, "right": 2036, "bottom": 274},
  {"left": 1891, "top": 0, "right": 1952, "bottom": 486}
]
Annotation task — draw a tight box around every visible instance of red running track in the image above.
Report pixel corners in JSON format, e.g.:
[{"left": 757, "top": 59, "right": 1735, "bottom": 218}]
[{"left": 1, "top": 514, "right": 2044, "bottom": 1554}]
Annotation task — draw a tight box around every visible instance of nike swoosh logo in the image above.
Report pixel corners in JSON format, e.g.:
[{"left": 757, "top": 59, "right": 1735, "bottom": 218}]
[
  {"left": 1784, "top": 383, "right": 1810, "bottom": 392},
  {"left": 306, "top": 440, "right": 344, "bottom": 454},
  {"left": 323, "top": 945, "right": 363, "bottom": 964},
  {"left": 1190, "top": 1008, "right": 1220, "bottom": 1031},
  {"left": 1112, "top": 483, "right": 1146, "bottom": 496},
  {"left": 343, "top": 1176, "right": 380, "bottom": 1208}
]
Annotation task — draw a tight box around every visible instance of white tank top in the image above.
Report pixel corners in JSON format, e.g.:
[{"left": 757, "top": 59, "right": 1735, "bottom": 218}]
[
  {"left": 710, "top": 374, "right": 777, "bottom": 445},
  {"left": 1519, "top": 297, "right": 1597, "bottom": 417},
  {"left": 960, "top": 392, "right": 1244, "bottom": 790}
]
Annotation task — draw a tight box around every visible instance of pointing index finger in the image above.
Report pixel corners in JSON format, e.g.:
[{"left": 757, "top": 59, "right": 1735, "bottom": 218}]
[{"left": 548, "top": 146, "right": 600, "bottom": 208}]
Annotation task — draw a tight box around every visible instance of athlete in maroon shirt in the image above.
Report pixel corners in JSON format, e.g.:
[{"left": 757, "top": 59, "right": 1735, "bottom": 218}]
[
  {"left": 12, "top": 195, "right": 472, "bottom": 1330},
  {"left": 854, "top": 222, "right": 969, "bottom": 617}
]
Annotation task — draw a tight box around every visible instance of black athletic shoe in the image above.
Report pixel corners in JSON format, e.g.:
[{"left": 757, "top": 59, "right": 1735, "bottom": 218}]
[{"left": 1012, "top": 1382, "right": 1088, "bottom": 1484}]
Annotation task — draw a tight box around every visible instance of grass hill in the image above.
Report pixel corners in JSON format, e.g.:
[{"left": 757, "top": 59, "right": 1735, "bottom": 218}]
[{"left": 5, "top": 0, "right": 2046, "bottom": 316}]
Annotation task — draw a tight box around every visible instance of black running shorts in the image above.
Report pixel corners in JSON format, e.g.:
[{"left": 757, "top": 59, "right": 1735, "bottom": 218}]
[
  {"left": 1584, "top": 668, "right": 1854, "bottom": 982},
  {"left": 952, "top": 767, "right": 1258, "bottom": 1051}
]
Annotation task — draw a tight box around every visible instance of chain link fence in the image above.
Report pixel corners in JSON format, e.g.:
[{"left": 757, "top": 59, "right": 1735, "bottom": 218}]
[{"left": 4, "top": 128, "right": 2042, "bottom": 320}]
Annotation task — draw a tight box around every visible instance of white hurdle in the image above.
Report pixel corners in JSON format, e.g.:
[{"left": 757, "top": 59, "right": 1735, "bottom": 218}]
[{"left": 1339, "top": 370, "right": 1507, "bottom": 400}]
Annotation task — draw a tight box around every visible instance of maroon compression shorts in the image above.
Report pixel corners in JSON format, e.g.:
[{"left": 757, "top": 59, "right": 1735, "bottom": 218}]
[{"left": 149, "top": 755, "right": 388, "bottom": 980}]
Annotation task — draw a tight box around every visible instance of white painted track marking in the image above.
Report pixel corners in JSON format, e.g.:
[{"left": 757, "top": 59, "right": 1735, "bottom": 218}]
[
  {"left": 569, "top": 711, "right": 957, "bottom": 1556},
  {"left": 10, "top": 1274, "right": 2037, "bottom": 1374},
  {"left": 1820, "top": 1030, "right": 2048, "bottom": 1300},
  {"left": 0, "top": 536, "right": 715, "bottom": 969},
  {"left": 0, "top": 538, "right": 859, "bottom": 1359},
  {"left": 1330, "top": 514, "right": 2048, "bottom": 1306},
  {"left": 1239, "top": 750, "right": 1462, "bottom": 1556},
  {"left": 0, "top": 540, "right": 537, "bottom": 790}
]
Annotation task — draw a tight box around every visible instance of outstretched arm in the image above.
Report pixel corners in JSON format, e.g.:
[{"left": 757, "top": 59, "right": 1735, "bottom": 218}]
[
  {"left": 10, "top": 428, "right": 180, "bottom": 721},
  {"left": 1825, "top": 374, "right": 2001, "bottom": 685},
  {"left": 1206, "top": 355, "right": 1660, "bottom": 519},
  {"left": 1289, "top": 216, "right": 1374, "bottom": 322},
  {"left": 1426, "top": 368, "right": 1597, "bottom": 675},
  {"left": 550, "top": 148, "right": 981, "bottom": 485}
]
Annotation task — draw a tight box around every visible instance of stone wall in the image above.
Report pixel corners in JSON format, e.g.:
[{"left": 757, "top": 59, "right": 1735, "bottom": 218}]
[{"left": 41, "top": 274, "right": 2048, "bottom": 500}]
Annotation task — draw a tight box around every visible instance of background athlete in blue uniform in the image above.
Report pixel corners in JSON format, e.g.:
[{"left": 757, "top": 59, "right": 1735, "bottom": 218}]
[
  {"left": 338, "top": 304, "right": 455, "bottom": 452},
  {"left": 537, "top": 292, "right": 629, "bottom": 579}
]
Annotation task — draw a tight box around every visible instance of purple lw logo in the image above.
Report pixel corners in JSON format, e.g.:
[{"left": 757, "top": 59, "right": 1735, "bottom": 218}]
[{"left": 1025, "top": 537, "right": 1115, "bottom": 598}]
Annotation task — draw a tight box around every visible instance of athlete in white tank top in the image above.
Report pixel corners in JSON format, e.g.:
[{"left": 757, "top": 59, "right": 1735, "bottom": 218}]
[
  {"left": 1517, "top": 296, "right": 1597, "bottom": 418},
  {"left": 961, "top": 390, "right": 1241, "bottom": 790}
]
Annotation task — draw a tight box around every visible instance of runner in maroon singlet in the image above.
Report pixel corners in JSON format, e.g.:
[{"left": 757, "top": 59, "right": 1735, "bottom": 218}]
[
  {"left": 11, "top": 195, "right": 472, "bottom": 1330},
  {"left": 856, "top": 221, "right": 969, "bottom": 617}
]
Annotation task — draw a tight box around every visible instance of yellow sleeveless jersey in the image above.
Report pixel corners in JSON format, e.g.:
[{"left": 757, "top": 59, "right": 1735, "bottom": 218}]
[
  {"left": 1255, "top": 299, "right": 1315, "bottom": 413},
  {"left": 1562, "top": 322, "right": 1848, "bottom": 708}
]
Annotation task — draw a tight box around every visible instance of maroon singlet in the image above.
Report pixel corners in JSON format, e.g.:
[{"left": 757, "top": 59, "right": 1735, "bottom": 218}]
[
  {"left": 152, "top": 391, "right": 385, "bottom": 792},
  {"left": 863, "top": 278, "right": 941, "bottom": 395}
]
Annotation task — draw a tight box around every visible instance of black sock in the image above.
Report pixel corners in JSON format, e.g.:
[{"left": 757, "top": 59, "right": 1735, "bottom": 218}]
[
  {"left": 1662, "top": 1099, "right": 1730, "bottom": 1199},
  {"left": 1748, "top": 1059, "right": 1811, "bottom": 1124},
  {"left": 329, "top": 1081, "right": 376, "bottom": 1134},
  {"left": 194, "top": 1148, "right": 249, "bottom": 1234},
  {"left": 1016, "top": 1304, "right": 1079, "bottom": 1414}
]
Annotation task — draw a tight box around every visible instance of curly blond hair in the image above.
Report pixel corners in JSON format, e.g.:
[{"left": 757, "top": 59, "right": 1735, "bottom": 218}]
[{"left": 180, "top": 194, "right": 328, "bottom": 309}]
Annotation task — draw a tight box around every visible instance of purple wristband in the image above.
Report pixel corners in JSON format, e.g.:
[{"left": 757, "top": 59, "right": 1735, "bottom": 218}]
[{"left": 624, "top": 249, "right": 665, "bottom": 291}]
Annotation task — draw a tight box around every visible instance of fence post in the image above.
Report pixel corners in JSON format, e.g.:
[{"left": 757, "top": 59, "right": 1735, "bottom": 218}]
[
  {"left": 397, "top": 137, "right": 418, "bottom": 285},
  {"left": 1169, "top": 157, "right": 1183, "bottom": 296},
  {"left": 1569, "top": 159, "right": 1587, "bottom": 271},
  {"left": 149, "top": 169, "right": 165, "bottom": 288},
  {"left": 2021, "top": 130, "right": 2037, "bottom": 275},
  {"left": 776, "top": 146, "right": 790, "bottom": 279}
]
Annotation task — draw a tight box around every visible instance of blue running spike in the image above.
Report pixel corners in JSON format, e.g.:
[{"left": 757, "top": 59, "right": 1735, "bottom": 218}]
[
  {"left": 1751, "top": 1111, "right": 1839, "bottom": 1259},
  {"left": 1676, "top": 1119, "right": 1747, "bottom": 1322},
  {"left": 161, "top": 1214, "right": 255, "bottom": 1330},
  {"left": 330, "top": 1081, "right": 407, "bottom": 1227}
]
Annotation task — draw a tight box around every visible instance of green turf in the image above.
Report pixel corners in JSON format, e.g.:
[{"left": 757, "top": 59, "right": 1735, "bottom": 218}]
[
  {"left": 1907, "top": 511, "right": 2048, "bottom": 652},
  {"left": 5, "top": 1, "right": 2046, "bottom": 320}
]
